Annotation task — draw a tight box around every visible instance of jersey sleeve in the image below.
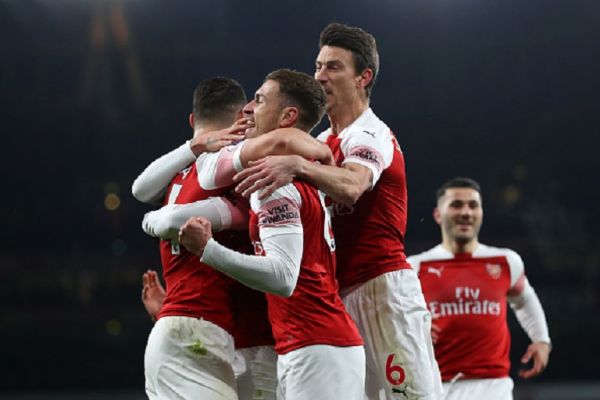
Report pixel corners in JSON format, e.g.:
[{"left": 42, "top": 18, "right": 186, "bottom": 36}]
[
  {"left": 506, "top": 249, "right": 526, "bottom": 295},
  {"left": 196, "top": 141, "right": 245, "bottom": 190},
  {"left": 506, "top": 250, "right": 551, "bottom": 344},
  {"left": 406, "top": 255, "right": 421, "bottom": 275},
  {"left": 200, "top": 184, "right": 304, "bottom": 297},
  {"left": 339, "top": 125, "right": 394, "bottom": 188},
  {"left": 251, "top": 183, "right": 303, "bottom": 240},
  {"left": 132, "top": 141, "right": 196, "bottom": 204},
  {"left": 142, "top": 196, "right": 249, "bottom": 240}
]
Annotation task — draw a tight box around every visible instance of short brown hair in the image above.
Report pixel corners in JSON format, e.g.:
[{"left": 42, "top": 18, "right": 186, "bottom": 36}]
[
  {"left": 265, "top": 69, "right": 326, "bottom": 132},
  {"left": 319, "top": 22, "right": 380, "bottom": 98},
  {"left": 436, "top": 177, "right": 482, "bottom": 202},
  {"left": 192, "top": 77, "right": 247, "bottom": 126}
]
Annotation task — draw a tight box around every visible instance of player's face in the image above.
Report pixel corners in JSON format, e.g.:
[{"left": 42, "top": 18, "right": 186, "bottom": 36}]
[
  {"left": 435, "top": 188, "right": 483, "bottom": 245},
  {"left": 315, "top": 45, "right": 362, "bottom": 112},
  {"left": 243, "top": 79, "right": 284, "bottom": 139}
]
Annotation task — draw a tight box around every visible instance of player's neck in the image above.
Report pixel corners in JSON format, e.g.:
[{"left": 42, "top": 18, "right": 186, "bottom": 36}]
[
  {"left": 192, "top": 123, "right": 227, "bottom": 139},
  {"left": 328, "top": 99, "right": 369, "bottom": 134},
  {"left": 442, "top": 238, "right": 479, "bottom": 255}
]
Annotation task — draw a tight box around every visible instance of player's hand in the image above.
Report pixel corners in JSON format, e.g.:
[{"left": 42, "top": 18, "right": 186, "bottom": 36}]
[
  {"left": 190, "top": 118, "right": 253, "bottom": 155},
  {"left": 430, "top": 322, "right": 442, "bottom": 344},
  {"left": 141, "top": 270, "right": 165, "bottom": 321},
  {"left": 519, "top": 342, "right": 551, "bottom": 379},
  {"left": 179, "top": 217, "right": 212, "bottom": 256},
  {"left": 233, "top": 155, "right": 302, "bottom": 199}
]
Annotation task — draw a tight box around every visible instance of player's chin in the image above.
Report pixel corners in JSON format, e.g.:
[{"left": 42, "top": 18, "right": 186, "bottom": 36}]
[
  {"left": 454, "top": 231, "right": 475, "bottom": 242},
  {"left": 244, "top": 127, "right": 258, "bottom": 138}
]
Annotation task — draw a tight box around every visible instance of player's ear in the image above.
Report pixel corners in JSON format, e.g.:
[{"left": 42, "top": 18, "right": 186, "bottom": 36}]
[
  {"left": 189, "top": 113, "right": 195, "bottom": 129},
  {"left": 279, "top": 106, "right": 299, "bottom": 128},
  {"left": 356, "top": 68, "right": 373, "bottom": 91},
  {"left": 433, "top": 207, "right": 442, "bottom": 225}
]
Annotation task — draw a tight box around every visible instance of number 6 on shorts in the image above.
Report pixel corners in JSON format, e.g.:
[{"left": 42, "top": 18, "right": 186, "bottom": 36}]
[{"left": 386, "top": 354, "right": 406, "bottom": 385}]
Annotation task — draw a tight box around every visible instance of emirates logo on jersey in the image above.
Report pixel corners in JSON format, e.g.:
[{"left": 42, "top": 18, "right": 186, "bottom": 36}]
[{"left": 486, "top": 263, "right": 502, "bottom": 279}]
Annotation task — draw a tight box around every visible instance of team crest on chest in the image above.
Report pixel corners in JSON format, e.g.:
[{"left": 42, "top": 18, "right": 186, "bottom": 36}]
[{"left": 485, "top": 263, "right": 502, "bottom": 279}]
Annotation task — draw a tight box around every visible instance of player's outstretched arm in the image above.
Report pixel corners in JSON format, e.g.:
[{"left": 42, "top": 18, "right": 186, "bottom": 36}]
[
  {"left": 239, "top": 128, "right": 333, "bottom": 167},
  {"left": 141, "top": 270, "right": 165, "bottom": 321},
  {"left": 179, "top": 216, "right": 303, "bottom": 297},
  {"left": 234, "top": 156, "right": 372, "bottom": 205},
  {"left": 132, "top": 143, "right": 197, "bottom": 204},
  {"left": 132, "top": 119, "right": 250, "bottom": 204},
  {"left": 142, "top": 197, "right": 249, "bottom": 240}
]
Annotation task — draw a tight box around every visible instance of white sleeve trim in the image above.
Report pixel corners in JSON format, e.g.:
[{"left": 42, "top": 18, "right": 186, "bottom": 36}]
[
  {"left": 506, "top": 250, "right": 525, "bottom": 289},
  {"left": 509, "top": 280, "right": 552, "bottom": 344},
  {"left": 201, "top": 232, "right": 303, "bottom": 297},
  {"left": 132, "top": 142, "right": 197, "bottom": 204}
]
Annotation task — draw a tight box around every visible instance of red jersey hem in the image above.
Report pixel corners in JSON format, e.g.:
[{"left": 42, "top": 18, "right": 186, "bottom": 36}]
[
  {"left": 157, "top": 310, "right": 234, "bottom": 335},
  {"left": 441, "top": 370, "right": 510, "bottom": 382},
  {"left": 339, "top": 262, "right": 411, "bottom": 290}
]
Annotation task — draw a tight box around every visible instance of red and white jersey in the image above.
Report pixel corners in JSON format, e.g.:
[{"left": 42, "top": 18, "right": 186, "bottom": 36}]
[
  {"left": 249, "top": 181, "right": 363, "bottom": 354},
  {"left": 408, "top": 244, "right": 526, "bottom": 381},
  {"left": 316, "top": 108, "right": 411, "bottom": 290},
  {"left": 192, "top": 142, "right": 274, "bottom": 348},
  {"left": 158, "top": 162, "right": 243, "bottom": 334}
]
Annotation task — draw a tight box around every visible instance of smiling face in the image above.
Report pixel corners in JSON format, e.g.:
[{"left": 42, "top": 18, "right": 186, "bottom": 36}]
[
  {"left": 242, "top": 79, "right": 285, "bottom": 139},
  {"left": 434, "top": 187, "right": 483, "bottom": 248},
  {"left": 314, "top": 45, "right": 364, "bottom": 113}
]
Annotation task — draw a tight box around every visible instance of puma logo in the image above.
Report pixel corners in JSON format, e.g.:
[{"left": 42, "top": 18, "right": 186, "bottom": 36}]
[
  {"left": 363, "top": 130, "right": 376, "bottom": 138},
  {"left": 427, "top": 266, "right": 444, "bottom": 278}
]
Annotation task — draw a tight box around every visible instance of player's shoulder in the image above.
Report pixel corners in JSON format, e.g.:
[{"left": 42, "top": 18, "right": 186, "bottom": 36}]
[
  {"left": 407, "top": 245, "right": 451, "bottom": 268},
  {"left": 343, "top": 108, "right": 391, "bottom": 140},
  {"left": 250, "top": 182, "right": 302, "bottom": 211},
  {"left": 474, "top": 243, "right": 524, "bottom": 273},
  {"left": 474, "top": 243, "right": 522, "bottom": 262}
]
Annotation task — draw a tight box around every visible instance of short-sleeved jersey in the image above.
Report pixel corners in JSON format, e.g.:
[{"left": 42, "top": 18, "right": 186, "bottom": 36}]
[
  {"left": 249, "top": 181, "right": 363, "bottom": 355},
  {"left": 408, "top": 244, "right": 526, "bottom": 381},
  {"left": 157, "top": 162, "right": 242, "bottom": 334},
  {"left": 316, "top": 108, "right": 411, "bottom": 290}
]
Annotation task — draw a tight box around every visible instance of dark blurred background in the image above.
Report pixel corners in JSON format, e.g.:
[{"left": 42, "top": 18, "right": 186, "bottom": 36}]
[{"left": 1, "top": 0, "right": 599, "bottom": 396}]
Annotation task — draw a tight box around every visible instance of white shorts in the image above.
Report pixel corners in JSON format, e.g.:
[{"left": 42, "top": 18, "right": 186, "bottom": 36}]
[
  {"left": 343, "top": 269, "right": 443, "bottom": 400},
  {"left": 442, "top": 377, "right": 513, "bottom": 400},
  {"left": 144, "top": 316, "right": 238, "bottom": 400},
  {"left": 233, "top": 345, "right": 278, "bottom": 400},
  {"left": 277, "top": 344, "right": 365, "bottom": 400}
]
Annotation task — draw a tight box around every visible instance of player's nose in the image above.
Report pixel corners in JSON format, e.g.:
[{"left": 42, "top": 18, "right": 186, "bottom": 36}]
[
  {"left": 243, "top": 100, "right": 255, "bottom": 116},
  {"left": 315, "top": 67, "right": 328, "bottom": 83}
]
